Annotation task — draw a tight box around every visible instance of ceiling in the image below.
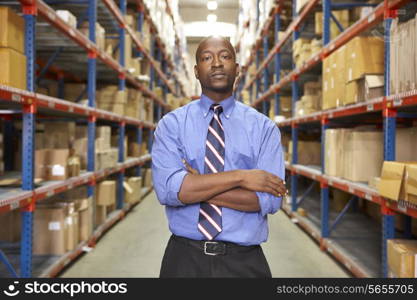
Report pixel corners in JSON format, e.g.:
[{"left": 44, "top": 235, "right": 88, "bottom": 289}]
[{"left": 178, "top": 0, "right": 239, "bottom": 9}]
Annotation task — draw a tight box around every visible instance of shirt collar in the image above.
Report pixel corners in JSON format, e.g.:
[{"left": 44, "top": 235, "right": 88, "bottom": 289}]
[{"left": 199, "top": 94, "right": 236, "bottom": 119}]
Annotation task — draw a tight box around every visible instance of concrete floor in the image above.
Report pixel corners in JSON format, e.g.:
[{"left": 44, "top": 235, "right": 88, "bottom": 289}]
[{"left": 60, "top": 192, "right": 350, "bottom": 278}]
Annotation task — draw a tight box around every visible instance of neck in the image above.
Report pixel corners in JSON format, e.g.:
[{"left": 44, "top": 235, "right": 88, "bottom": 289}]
[{"left": 202, "top": 88, "right": 233, "bottom": 103}]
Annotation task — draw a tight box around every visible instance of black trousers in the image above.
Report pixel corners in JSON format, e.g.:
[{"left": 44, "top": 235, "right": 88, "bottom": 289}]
[{"left": 159, "top": 235, "right": 272, "bottom": 278}]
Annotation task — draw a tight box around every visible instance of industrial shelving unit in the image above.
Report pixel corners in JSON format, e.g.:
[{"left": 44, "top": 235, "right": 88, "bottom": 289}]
[
  {"left": 236, "top": 0, "right": 417, "bottom": 277},
  {"left": 0, "top": 0, "right": 185, "bottom": 278}
]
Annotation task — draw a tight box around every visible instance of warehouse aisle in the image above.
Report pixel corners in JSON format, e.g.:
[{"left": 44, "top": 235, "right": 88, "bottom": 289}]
[{"left": 60, "top": 192, "right": 349, "bottom": 278}]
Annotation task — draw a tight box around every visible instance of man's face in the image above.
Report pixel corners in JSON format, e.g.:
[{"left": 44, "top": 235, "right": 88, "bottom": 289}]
[{"left": 194, "top": 37, "right": 239, "bottom": 94}]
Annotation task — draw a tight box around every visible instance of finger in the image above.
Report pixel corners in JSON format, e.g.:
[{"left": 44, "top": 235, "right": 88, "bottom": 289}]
[
  {"left": 268, "top": 179, "right": 287, "bottom": 197},
  {"left": 265, "top": 186, "right": 280, "bottom": 198},
  {"left": 269, "top": 175, "right": 287, "bottom": 195},
  {"left": 266, "top": 180, "right": 282, "bottom": 197}
]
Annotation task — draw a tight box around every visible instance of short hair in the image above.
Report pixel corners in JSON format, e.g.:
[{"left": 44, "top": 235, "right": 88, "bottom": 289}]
[{"left": 195, "top": 36, "right": 236, "bottom": 64}]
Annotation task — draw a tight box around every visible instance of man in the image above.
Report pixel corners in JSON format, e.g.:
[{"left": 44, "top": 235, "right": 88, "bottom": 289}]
[{"left": 151, "top": 36, "right": 286, "bottom": 278}]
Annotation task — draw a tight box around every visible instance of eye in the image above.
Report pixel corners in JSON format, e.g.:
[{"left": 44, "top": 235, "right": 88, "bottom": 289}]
[{"left": 202, "top": 55, "right": 212, "bottom": 62}]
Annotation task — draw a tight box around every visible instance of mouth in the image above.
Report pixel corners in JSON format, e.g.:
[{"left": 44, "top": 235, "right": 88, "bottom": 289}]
[{"left": 210, "top": 72, "right": 226, "bottom": 79}]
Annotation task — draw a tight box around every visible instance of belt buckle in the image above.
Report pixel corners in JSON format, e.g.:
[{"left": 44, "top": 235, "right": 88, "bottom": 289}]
[{"left": 204, "top": 241, "right": 226, "bottom": 256}]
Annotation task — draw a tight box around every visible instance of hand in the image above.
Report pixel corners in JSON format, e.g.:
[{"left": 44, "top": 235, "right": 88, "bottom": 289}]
[
  {"left": 182, "top": 159, "right": 200, "bottom": 175},
  {"left": 239, "top": 169, "right": 288, "bottom": 198}
]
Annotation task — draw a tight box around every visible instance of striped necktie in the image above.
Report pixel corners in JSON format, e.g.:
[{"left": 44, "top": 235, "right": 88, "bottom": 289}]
[{"left": 198, "top": 104, "right": 224, "bottom": 240}]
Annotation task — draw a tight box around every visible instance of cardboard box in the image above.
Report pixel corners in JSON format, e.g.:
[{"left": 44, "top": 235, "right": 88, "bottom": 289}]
[
  {"left": 65, "top": 211, "right": 79, "bottom": 251},
  {"left": 0, "top": 210, "right": 21, "bottom": 243},
  {"left": 96, "top": 126, "right": 111, "bottom": 150},
  {"left": 44, "top": 122, "right": 76, "bottom": 149},
  {"left": 346, "top": 37, "right": 384, "bottom": 82},
  {"left": 97, "top": 86, "right": 127, "bottom": 104},
  {"left": 0, "top": 7, "right": 25, "bottom": 53},
  {"left": 63, "top": 83, "right": 86, "bottom": 102},
  {"left": 79, "top": 197, "right": 93, "bottom": 241},
  {"left": 343, "top": 131, "right": 383, "bottom": 182},
  {"left": 333, "top": 45, "right": 347, "bottom": 107},
  {"left": 80, "top": 22, "right": 105, "bottom": 50},
  {"left": 0, "top": 47, "right": 27, "bottom": 90},
  {"left": 396, "top": 127, "right": 417, "bottom": 162},
  {"left": 44, "top": 149, "right": 70, "bottom": 181},
  {"left": 33, "top": 206, "right": 67, "bottom": 255},
  {"left": 379, "top": 161, "right": 408, "bottom": 201},
  {"left": 387, "top": 239, "right": 417, "bottom": 278},
  {"left": 405, "top": 164, "right": 417, "bottom": 205},
  {"left": 124, "top": 177, "right": 142, "bottom": 204},
  {"left": 325, "top": 129, "right": 349, "bottom": 178},
  {"left": 322, "top": 55, "right": 335, "bottom": 110},
  {"left": 67, "top": 154, "right": 81, "bottom": 178},
  {"left": 95, "top": 205, "right": 107, "bottom": 227},
  {"left": 345, "top": 75, "right": 384, "bottom": 105},
  {"left": 345, "top": 80, "right": 361, "bottom": 105},
  {"left": 95, "top": 180, "right": 116, "bottom": 206},
  {"left": 35, "top": 149, "right": 47, "bottom": 180},
  {"left": 368, "top": 177, "right": 381, "bottom": 190}
]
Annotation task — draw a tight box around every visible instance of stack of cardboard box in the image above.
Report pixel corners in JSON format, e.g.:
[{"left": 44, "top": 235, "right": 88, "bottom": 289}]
[
  {"left": 127, "top": 130, "right": 142, "bottom": 158},
  {"left": 32, "top": 187, "right": 92, "bottom": 255},
  {"left": 96, "top": 86, "right": 127, "bottom": 116},
  {"left": 323, "top": 36, "right": 384, "bottom": 110},
  {"left": 143, "top": 98, "right": 154, "bottom": 123},
  {"left": 126, "top": 89, "right": 143, "bottom": 120},
  {"left": 315, "top": 10, "right": 350, "bottom": 41},
  {"left": 295, "top": 81, "right": 322, "bottom": 117},
  {"left": 269, "top": 96, "right": 292, "bottom": 120},
  {"left": 95, "top": 180, "right": 116, "bottom": 226},
  {"left": 35, "top": 122, "right": 80, "bottom": 181},
  {"left": 0, "top": 7, "right": 27, "bottom": 90},
  {"left": 292, "top": 39, "right": 321, "bottom": 69},
  {"left": 97, "top": 126, "right": 119, "bottom": 171}
]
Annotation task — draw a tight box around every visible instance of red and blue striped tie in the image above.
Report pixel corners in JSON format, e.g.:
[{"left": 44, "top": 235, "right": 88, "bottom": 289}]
[{"left": 198, "top": 104, "right": 224, "bottom": 240}]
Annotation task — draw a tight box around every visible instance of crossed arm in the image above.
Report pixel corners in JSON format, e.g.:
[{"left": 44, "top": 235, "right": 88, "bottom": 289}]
[{"left": 178, "top": 161, "right": 287, "bottom": 212}]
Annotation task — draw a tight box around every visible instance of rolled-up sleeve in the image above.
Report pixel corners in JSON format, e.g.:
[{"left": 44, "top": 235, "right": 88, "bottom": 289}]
[
  {"left": 255, "top": 121, "right": 285, "bottom": 216},
  {"left": 151, "top": 113, "right": 187, "bottom": 207}
]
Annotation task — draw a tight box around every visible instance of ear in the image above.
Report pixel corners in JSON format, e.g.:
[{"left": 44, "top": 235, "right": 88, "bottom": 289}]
[
  {"left": 194, "top": 65, "right": 199, "bottom": 79},
  {"left": 235, "top": 63, "right": 240, "bottom": 77}
]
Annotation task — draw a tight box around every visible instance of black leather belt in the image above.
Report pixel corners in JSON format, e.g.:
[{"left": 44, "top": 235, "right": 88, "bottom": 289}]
[{"left": 172, "top": 235, "right": 258, "bottom": 256}]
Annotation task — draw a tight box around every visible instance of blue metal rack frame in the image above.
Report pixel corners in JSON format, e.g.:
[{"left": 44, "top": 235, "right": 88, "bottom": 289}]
[
  {"left": 238, "top": 0, "right": 416, "bottom": 278},
  {"left": 0, "top": 0, "right": 177, "bottom": 278}
]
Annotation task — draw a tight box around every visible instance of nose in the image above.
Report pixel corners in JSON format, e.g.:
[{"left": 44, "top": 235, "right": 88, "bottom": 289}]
[{"left": 211, "top": 55, "right": 223, "bottom": 68}]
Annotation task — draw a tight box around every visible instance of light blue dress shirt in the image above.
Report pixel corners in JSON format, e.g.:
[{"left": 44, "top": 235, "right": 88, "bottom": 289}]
[{"left": 151, "top": 94, "right": 285, "bottom": 246}]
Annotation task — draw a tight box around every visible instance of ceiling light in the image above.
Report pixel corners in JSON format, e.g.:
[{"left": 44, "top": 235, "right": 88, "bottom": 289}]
[
  {"left": 207, "top": 13, "right": 217, "bottom": 23},
  {"left": 207, "top": 1, "right": 218, "bottom": 10}
]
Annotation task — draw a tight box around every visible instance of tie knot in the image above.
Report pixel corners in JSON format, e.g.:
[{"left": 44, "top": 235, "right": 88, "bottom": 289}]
[{"left": 211, "top": 104, "right": 223, "bottom": 115}]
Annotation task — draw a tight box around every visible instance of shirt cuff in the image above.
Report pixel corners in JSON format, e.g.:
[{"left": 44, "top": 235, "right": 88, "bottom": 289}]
[
  {"left": 167, "top": 169, "right": 188, "bottom": 207},
  {"left": 256, "top": 191, "right": 282, "bottom": 216}
]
